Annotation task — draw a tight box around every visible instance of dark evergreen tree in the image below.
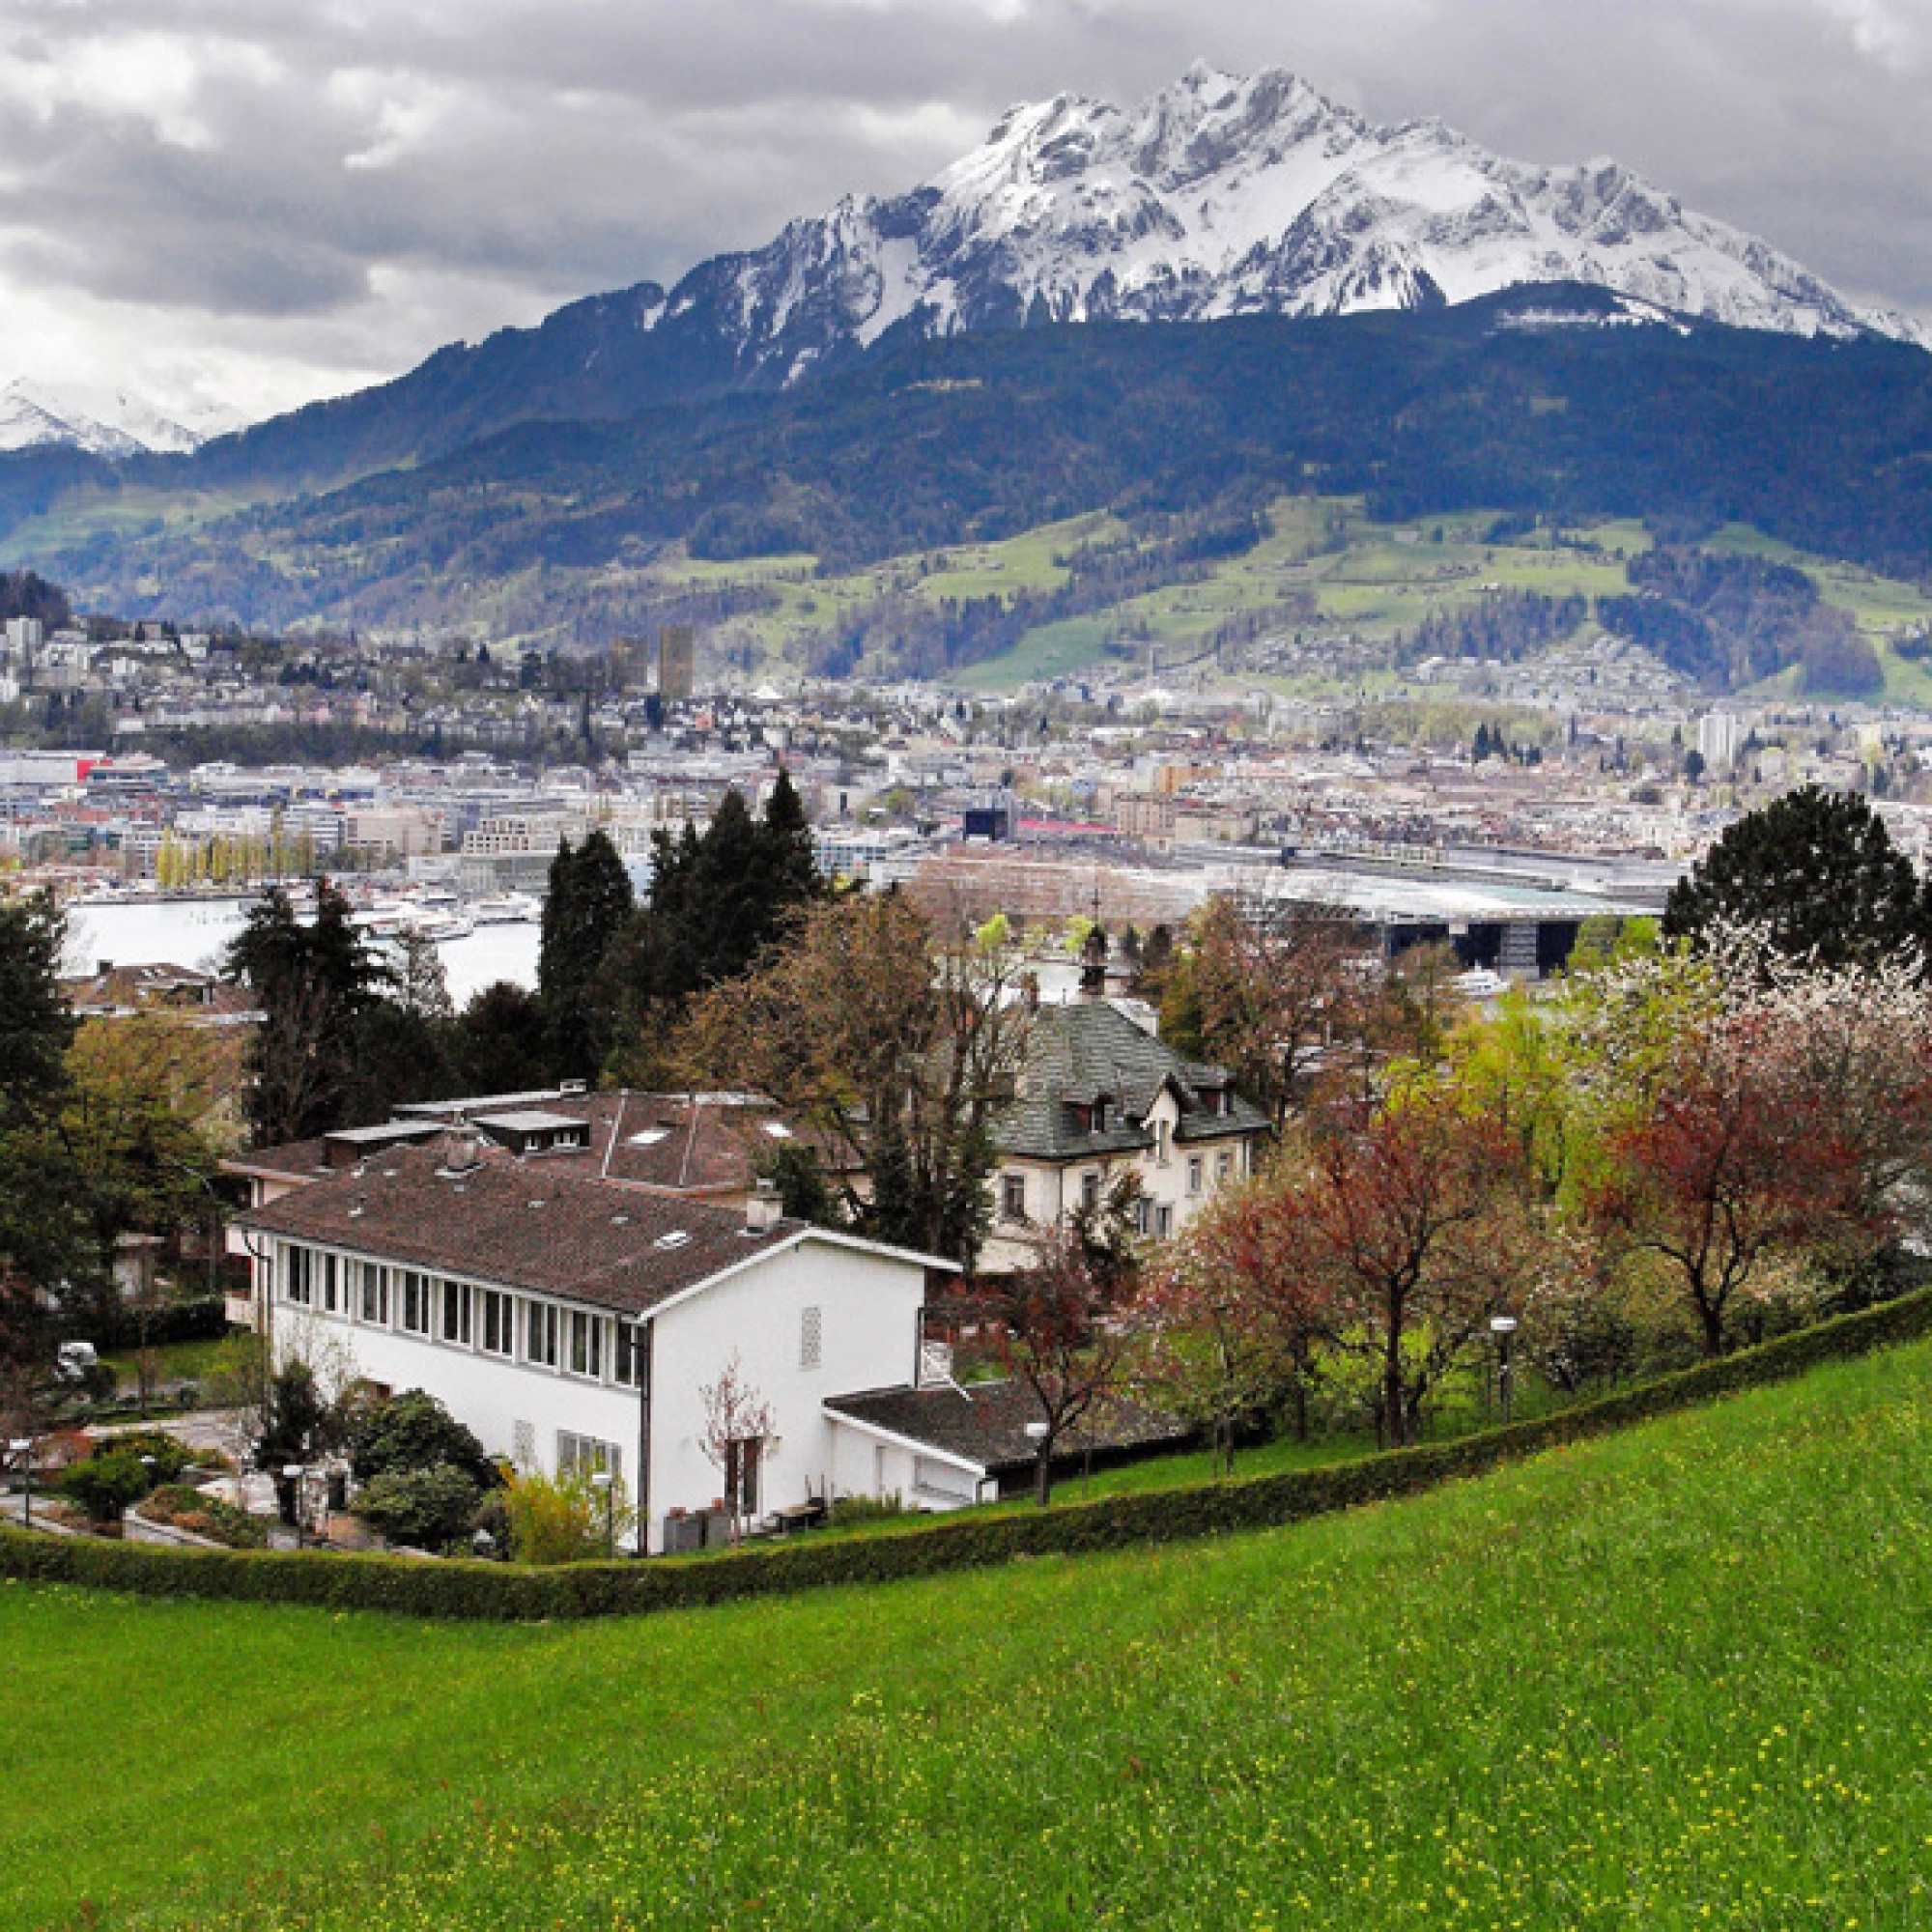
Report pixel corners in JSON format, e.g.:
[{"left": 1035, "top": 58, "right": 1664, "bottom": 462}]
[
  {"left": 0, "top": 895, "right": 84, "bottom": 1389},
  {"left": 1662, "top": 783, "right": 1932, "bottom": 970},
  {"left": 224, "top": 881, "right": 390, "bottom": 1144},
  {"left": 758, "top": 769, "right": 822, "bottom": 914},
  {"left": 607, "top": 784, "right": 822, "bottom": 1079},
  {"left": 452, "top": 981, "right": 552, "bottom": 1095},
  {"left": 0, "top": 893, "right": 73, "bottom": 1114},
  {"left": 538, "top": 830, "right": 636, "bottom": 1082}
]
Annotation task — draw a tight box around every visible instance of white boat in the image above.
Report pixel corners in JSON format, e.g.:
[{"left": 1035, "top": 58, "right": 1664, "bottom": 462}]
[{"left": 470, "top": 893, "right": 540, "bottom": 924}]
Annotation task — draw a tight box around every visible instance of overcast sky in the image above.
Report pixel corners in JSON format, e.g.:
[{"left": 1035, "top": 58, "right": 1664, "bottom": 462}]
[{"left": 3, "top": 0, "right": 1930, "bottom": 423}]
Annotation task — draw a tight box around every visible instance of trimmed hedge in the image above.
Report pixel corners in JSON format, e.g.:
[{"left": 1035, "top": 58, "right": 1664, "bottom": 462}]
[
  {"left": 9, "top": 1284, "right": 1932, "bottom": 1623},
  {"left": 68, "top": 1297, "right": 231, "bottom": 1352}
]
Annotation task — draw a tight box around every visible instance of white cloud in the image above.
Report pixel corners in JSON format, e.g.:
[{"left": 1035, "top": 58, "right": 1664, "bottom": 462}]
[{"left": 0, "top": 0, "right": 1925, "bottom": 424}]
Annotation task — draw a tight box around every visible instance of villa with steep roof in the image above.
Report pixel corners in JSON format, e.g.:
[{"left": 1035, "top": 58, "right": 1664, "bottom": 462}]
[{"left": 981, "top": 1000, "right": 1271, "bottom": 1272}]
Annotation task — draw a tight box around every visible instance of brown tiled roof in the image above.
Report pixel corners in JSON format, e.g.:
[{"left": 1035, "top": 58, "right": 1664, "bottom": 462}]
[
  {"left": 237, "top": 1144, "right": 805, "bottom": 1315},
  {"left": 824, "top": 1379, "right": 1188, "bottom": 1473},
  {"left": 65, "top": 961, "right": 259, "bottom": 1022},
  {"left": 388, "top": 1090, "right": 846, "bottom": 1196},
  {"left": 225, "top": 1139, "right": 335, "bottom": 1183}
]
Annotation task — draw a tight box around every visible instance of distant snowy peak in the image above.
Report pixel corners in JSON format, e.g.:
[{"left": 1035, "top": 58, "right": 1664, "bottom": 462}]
[
  {"left": 663, "top": 62, "right": 1926, "bottom": 383},
  {"left": 0, "top": 378, "right": 246, "bottom": 458}
]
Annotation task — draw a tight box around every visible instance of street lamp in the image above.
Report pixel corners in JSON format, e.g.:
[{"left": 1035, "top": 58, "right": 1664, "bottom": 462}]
[
  {"left": 282, "top": 1463, "right": 304, "bottom": 1545},
  {"left": 8, "top": 1438, "right": 31, "bottom": 1531},
  {"left": 591, "top": 1468, "right": 615, "bottom": 1558},
  {"left": 1490, "top": 1316, "right": 1520, "bottom": 1427},
  {"left": 1024, "top": 1419, "right": 1051, "bottom": 1508}
]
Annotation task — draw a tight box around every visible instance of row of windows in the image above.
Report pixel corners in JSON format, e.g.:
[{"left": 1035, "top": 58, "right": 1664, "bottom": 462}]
[
  {"left": 279, "top": 1244, "right": 643, "bottom": 1387},
  {"left": 999, "top": 1146, "right": 1243, "bottom": 1224}
]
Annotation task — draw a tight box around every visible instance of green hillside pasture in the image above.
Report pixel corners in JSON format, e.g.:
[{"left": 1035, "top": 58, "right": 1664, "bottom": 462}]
[
  {"left": 7, "top": 1340, "right": 1932, "bottom": 1929},
  {"left": 959, "top": 502, "right": 1636, "bottom": 691},
  {"left": 641, "top": 513, "right": 1119, "bottom": 675},
  {"left": 1706, "top": 523, "right": 1932, "bottom": 704}
]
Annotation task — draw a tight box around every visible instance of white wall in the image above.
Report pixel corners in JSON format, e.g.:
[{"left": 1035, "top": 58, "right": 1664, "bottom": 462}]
[
  {"left": 261, "top": 1232, "right": 934, "bottom": 1555},
  {"left": 825, "top": 1419, "right": 983, "bottom": 1513},
  {"left": 981, "top": 1101, "right": 1261, "bottom": 1272},
  {"left": 648, "top": 1240, "right": 926, "bottom": 1551},
  {"left": 270, "top": 1301, "right": 642, "bottom": 1499}
]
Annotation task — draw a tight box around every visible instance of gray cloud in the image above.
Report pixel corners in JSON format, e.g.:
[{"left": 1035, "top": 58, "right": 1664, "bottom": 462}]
[{"left": 0, "top": 0, "right": 1928, "bottom": 417}]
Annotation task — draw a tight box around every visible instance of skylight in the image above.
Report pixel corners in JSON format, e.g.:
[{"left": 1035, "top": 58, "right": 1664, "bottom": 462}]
[
  {"left": 655, "top": 1230, "right": 691, "bottom": 1250},
  {"left": 628, "top": 1128, "right": 671, "bottom": 1147},
  {"left": 761, "top": 1121, "right": 795, "bottom": 1139}
]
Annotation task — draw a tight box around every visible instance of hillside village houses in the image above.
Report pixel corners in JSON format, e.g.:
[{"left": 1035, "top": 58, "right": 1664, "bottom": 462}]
[{"left": 222, "top": 991, "right": 1271, "bottom": 1547}]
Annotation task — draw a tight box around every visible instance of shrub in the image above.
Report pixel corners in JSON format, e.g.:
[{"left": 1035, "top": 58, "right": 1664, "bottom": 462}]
[
  {"left": 139, "top": 1484, "right": 270, "bottom": 1550},
  {"left": 503, "top": 1466, "right": 633, "bottom": 1566},
  {"left": 69, "top": 1298, "right": 229, "bottom": 1353},
  {"left": 60, "top": 1449, "right": 156, "bottom": 1523},
  {"left": 831, "top": 1492, "right": 907, "bottom": 1525},
  {"left": 345, "top": 1390, "right": 499, "bottom": 1490},
  {"left": 104, "top": 1430, "right": 194, "bottom": 1484},
  {"left": 354, "top": 1464, "right": 483, "bottom": 1551},
  {"left": 6, "top": 1286, "right": 1932, "bottom": 1621}
]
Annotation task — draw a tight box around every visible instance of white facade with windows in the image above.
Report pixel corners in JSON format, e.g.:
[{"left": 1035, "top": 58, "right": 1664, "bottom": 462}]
[{"left": 254, "top": 1213, "right": 940, "bottom": 1553}]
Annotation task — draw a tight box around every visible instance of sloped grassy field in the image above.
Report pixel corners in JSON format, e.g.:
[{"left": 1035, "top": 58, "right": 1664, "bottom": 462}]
[{"left": 7, "top": 1341, "right": 1932, "bottom": 1931}]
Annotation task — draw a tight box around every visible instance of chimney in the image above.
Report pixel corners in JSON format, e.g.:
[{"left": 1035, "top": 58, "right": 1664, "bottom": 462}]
[
  {"left": 97, "top": 959, "right": 114, "bottom": 978},
  {"left": 745, "top": 1179, "right": 781, "bottom": 1235},
  {"left": 437, "top": 1122, "right": 483, "bottom": 1177}
]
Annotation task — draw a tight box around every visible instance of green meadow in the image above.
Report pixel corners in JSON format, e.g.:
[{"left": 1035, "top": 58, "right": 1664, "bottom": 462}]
[{"left": 6, "top": 1336, "right": 1932, "bottom": 1929}]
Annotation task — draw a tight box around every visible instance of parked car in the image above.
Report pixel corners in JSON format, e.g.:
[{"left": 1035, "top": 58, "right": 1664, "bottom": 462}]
[{"left": 53, "top": 1342, "right": 100, "bottom": 1384}]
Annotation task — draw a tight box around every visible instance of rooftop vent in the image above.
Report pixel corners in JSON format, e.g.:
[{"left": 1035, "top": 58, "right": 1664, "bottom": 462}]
[
  {"left": 559, "top": 1079, "right": 587, "bottom": 1095},
  {"left": 628, "top": 1128, "right": 671, "bottom": 1147},
  {"left": 655, "top": 1230, "right": 691, "bottom": 1251}
]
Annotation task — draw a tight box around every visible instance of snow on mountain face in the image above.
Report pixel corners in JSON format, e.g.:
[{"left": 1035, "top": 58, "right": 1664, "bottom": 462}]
[
  {"left": 665, "top": 62, "right": 1925, "bottom": 383},
  {"left": 0, "top": 378, "right": 244, "bottom": 457}
]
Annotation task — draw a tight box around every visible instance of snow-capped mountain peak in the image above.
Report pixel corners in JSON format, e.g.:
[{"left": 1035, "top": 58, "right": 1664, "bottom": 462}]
[
  {"left": 0, "top": 377, "right": 245, "bottom": 458},
  {"left": 659, "top": 64, "right": 1925, "bottom": 385}
]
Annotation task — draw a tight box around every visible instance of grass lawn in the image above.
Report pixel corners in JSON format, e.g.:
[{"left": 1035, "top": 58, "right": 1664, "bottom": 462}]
[
  {"left": 97, "top": 1336, "right": 232, "bottom": 1395},
  {"left": 6, "top": 1338, "right": 1932, "bottom": 1928}
]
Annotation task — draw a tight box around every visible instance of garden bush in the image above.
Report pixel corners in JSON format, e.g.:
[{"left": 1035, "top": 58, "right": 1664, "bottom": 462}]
[
  {"left": 503, "top": 1466, "right": 633, "bottom": 1565},
  {"left": 8, "top": 1284, "right": 1932, "bottom": 1621},
  {"left": 60, "top": 1449, "right": 157, "bottom": 1524},
  {"left": 103, "top": 1430, "right": 194, "bottom": 1484},
  {"left": 345, "top": 1390, "right": 500, "bottom": 1490},
  {"left": 138, "top": 1484, "right": 270, "bottom": 1549},
  {"left": 354, "top": 1464, "right": 484, "bottom": 1551}
]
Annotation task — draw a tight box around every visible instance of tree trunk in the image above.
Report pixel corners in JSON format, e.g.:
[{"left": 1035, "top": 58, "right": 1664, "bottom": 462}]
[
  {"left": 1034, "top": 1441, "right": 1053, "bottom": 1507},
  {"left": 1694, "top": 1282, "right": 1727, "bottom": 1358},
  {"left": 1384, "top": 1307, "right": 1409, "bottom": 1449}
]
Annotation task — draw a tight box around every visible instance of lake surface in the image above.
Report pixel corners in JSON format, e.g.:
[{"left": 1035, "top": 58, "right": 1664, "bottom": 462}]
[{"left": 65, "top": 897, "right": 542, "bottom": 1005}]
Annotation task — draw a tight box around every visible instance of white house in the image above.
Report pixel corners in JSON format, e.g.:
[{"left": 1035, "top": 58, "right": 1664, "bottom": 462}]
[{"left": 235, "top": 1127, "right": 956, "bottom": 1553}]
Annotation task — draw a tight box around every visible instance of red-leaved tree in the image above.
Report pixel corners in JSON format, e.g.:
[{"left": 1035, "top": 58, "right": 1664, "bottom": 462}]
[
  {"left": 1141, "top": 1176, "right": 1337, "bottom": 1473},
  {"left": 974, "top": 1183, "right": 1143, "bottom": 1505},
  {"left": 1590, "top": 1011, "right": 1868, "bottom": 1356},
  {"left": 1277, "top": 1093, "right": 1528, "bottom": 1447}
]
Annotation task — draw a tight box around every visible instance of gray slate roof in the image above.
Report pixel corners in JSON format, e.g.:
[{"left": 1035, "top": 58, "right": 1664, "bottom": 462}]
[
  {"left": 824, "top": 1378, "right": 1189, "bottom": 1472},
  {"left": 993, "top": 1001, "right": 1271, "bottom": 1163}
]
